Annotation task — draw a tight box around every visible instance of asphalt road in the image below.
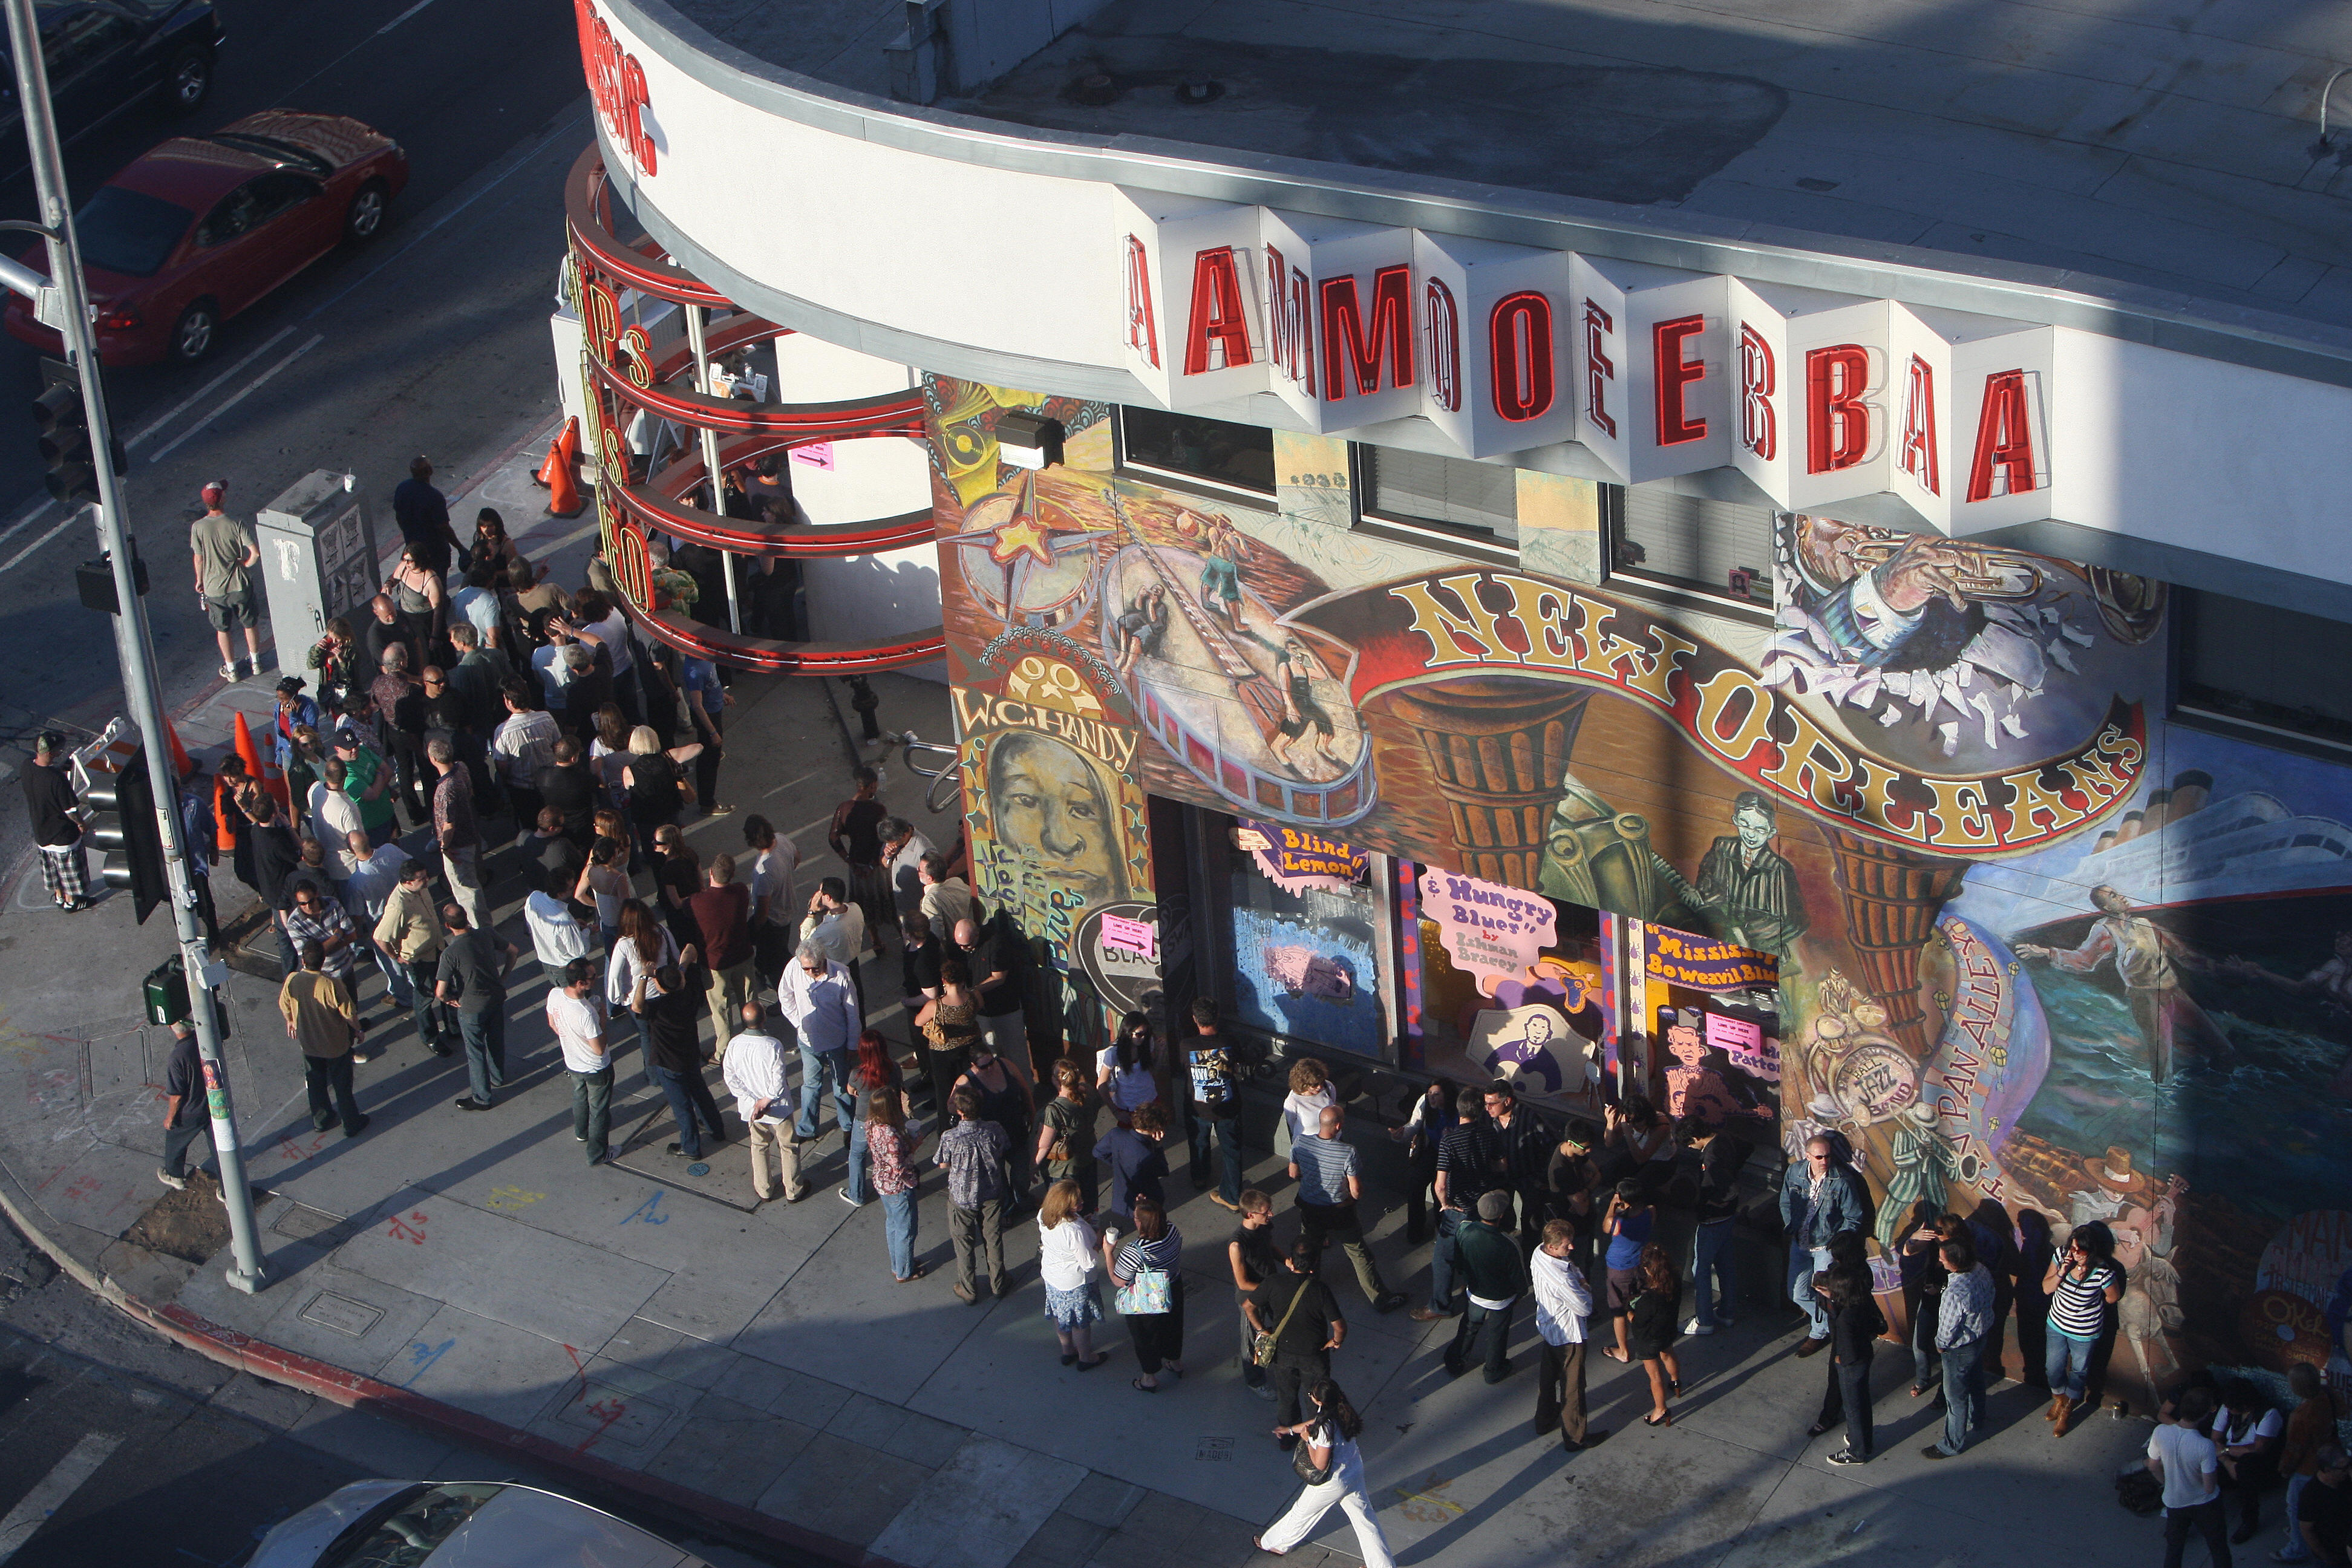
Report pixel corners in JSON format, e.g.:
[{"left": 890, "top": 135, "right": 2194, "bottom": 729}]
[
  {"left": 0, "top": 0, "right": 593, "bottom": 860},
  {"left": 0, "top": 1217, "right": 788, "bottom": 1568}
]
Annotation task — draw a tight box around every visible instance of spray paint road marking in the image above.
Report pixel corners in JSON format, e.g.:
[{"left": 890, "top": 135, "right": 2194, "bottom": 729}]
[
  {"left": 0, "top": 1432, "right": 123, "bottom": 1565},
  {"left": 619, "top": 1190, "right": 667, "bottom": 1225},
  {"left": 384, "top": 1209, "right": 429, "bottom": 1245}
]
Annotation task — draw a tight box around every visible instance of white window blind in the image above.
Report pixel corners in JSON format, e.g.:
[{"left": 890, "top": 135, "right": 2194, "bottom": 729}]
[
  {"left": 1611, "top": 486, "right": 1773, "bottom": 606},
  {"left": 1361, "top": 448, "right": 1517, "bottom": 544}
]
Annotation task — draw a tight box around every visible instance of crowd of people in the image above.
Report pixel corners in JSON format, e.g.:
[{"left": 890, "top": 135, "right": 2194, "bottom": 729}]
[{"left": 30, "top": 471, "right": 2337, "bottom": 1568}]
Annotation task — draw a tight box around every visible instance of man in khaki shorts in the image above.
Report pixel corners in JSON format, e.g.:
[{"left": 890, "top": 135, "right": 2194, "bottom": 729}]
[{"left": 189, "top": 480, "right": 263, "bottom": 680}]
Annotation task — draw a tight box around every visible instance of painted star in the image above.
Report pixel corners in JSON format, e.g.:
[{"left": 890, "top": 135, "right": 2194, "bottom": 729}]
[{"left": 988, "top": 514, "right": 1054, "bottom": 566}]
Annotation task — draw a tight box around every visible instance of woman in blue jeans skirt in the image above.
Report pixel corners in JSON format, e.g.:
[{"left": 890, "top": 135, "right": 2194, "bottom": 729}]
[
  {"left": 842, "top": 1030, "right": 902, "bottom": 1205},
  {"left": 865, "top": 1085, "right": 925, "bottom": 1281}
]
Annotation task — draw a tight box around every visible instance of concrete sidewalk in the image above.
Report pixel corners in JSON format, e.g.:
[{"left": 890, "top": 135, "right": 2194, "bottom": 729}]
[{"left": 0, "top": 657, "right": 2218, "bottom": 1567}]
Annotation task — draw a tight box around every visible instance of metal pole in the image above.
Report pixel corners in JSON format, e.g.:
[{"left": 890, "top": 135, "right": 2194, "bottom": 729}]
[
  {"left": 2, "top": 0, "right": 265, "bottom": 1292},
  {"left": 682, "top": 305, "right": 742, "bottom": 634}
]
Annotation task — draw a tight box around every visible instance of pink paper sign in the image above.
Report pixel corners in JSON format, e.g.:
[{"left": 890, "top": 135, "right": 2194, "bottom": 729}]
[
  {"left": 1705, "top": 1013, "right": 1779, "bottom": 1081},
  {"left": 790, "top": 442, "right": 835, "bottom": 470},
  {"left": 1100, "top": 913, "right": 1158, "bottom": 964},
  {"left": 1416, "top": 867, "right": 1555, "bottom": 988}
]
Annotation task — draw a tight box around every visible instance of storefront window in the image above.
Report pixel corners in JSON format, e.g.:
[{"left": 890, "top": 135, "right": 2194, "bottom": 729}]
[
  {"left": 1356, "top": 445, "right": 1518, "bottom": 550},
  {"left": 1218, "top": 823, "right": 1392, "bottom": 1061},
  {"left": 2177, "top": 589, "right": 2352, "bottom": 751},
  {"left": 1117, "top": 407, "right": 1276, "bottom": 497},
  {"left": 1606, "top": 483, "right": 1774, "bottom": 609},
  {"left": 1407, "top": 866, "right": 1604, "bottom": 1111}
]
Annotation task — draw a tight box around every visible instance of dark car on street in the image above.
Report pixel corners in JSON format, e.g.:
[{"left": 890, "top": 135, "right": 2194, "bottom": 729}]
[
  {"left": 2, "top": 111, "right": 409, "bottom": 364},
  {"left": 0, "top": 1, "right": 225, "bottom": 171}
]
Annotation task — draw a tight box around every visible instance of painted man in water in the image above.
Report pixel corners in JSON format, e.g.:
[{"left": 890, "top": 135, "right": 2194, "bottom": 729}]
[{"left": 2016, "top": 885, "right": 2236, "bottom": 1083}]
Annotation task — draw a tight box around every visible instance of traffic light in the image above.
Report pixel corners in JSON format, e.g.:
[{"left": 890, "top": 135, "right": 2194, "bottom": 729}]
[
  {"left": 33, "top": 357, "right": 125, "bottom": 506},
  {"left": 82, "top": 744, "right": 167, "bottom": 925}
]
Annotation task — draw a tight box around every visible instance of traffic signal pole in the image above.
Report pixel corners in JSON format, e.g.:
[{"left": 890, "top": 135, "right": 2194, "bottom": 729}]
[{"left": 2, "top": 0, "right": 266, "bottom": 1292}]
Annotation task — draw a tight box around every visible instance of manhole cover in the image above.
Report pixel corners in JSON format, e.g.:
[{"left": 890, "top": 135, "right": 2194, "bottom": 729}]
[
  {"left": 298, "top": 1290, "right": 384, "bottom": 1338},
  {"left": 687, "top": 1163, "right": 709, "bottom": 1176}
]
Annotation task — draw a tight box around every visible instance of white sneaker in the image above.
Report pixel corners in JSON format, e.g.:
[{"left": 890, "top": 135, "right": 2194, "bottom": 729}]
[
  {"left": 1684, "top": 1319, "right": 1716, "bottom": 1335},
  {"left": 219, "top": 662, "right": 239, "bottom": 681},
  {"left": 155, "top": 1169, "right": 187, "bottom": 1191}
]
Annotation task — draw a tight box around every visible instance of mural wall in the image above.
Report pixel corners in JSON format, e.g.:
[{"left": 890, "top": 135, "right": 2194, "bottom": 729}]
[{"left": 924, "top": 378, "right": 2352, "bottom": 1406}]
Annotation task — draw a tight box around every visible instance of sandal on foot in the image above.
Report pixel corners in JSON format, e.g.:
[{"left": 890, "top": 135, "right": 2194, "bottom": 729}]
[
  {"left": 1132, "top": 1377, "right": 1159, "bottom": 1393},
  {"left": 1603, "top": 1348, "right": 1630, "bottom": 1364},
  {"left": 1076, "top": 1355, "right": 1108, "bottom": 1371}
]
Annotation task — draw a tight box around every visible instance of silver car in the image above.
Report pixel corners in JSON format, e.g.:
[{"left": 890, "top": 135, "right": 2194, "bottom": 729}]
[{"left": 248, "top": 1480, "right": 715, "bottom": 1567}]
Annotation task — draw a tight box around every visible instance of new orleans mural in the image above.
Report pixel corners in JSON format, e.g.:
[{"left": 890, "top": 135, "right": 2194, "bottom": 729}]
[{"left": 923, "top": 378, "right": 2352, "bottom": 1406}]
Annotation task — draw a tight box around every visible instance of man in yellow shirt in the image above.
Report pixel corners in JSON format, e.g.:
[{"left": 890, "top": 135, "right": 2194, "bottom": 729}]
[
  {"left": 279, "top": 944, "right": 367, "bottom": 1138},
  {"left": 371, "top": 858, "right": 451, "bottom": 1059}
]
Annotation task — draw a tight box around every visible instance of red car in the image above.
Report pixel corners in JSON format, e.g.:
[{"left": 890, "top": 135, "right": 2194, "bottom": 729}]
[{"left": 3, "top": 111, "right": 408, "bottom": 366}]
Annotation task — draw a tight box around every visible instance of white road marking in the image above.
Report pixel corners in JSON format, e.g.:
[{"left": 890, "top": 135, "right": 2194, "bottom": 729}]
[
  {"left": 370, "top": 0, "right": 441, "bottom": 39},
  {"left": 0, "top": 1432, "right": 123, "bottom": 1564},
  {"left": 126, "top": 325, "right": 297, "bottom": 449},
  {"left": 762, "top": 769, "right": 825, "bottom": 798},
  {"left": 0, "top": 505, "right": 88, "bottom": 574},
  {"left": 0, "top": 495, "right": 56, "bottom": 552},
  {"left": 144, "top": 334, "right": 324, "bottom": 463}
]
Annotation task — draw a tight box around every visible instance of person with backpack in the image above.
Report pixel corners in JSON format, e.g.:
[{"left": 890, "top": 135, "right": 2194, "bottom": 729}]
[{"left": 1808, "top": 1265, "right": 1886, "bottom": 1464}]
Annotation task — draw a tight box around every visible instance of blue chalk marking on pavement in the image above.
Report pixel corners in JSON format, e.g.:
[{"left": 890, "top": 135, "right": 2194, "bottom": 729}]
[
  {"left": 620, "top": 1190, "right": 668, "bottom": 1224},
  {"left": 396, "top": 1338, "right": 456, "bottom": 1384}
]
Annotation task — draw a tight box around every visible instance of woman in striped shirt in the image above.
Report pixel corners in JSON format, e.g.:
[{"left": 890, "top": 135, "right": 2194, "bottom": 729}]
[
  {"left": 2040, "top": 1220, "right": 2123, "bottom": 1434},
  {"left": 1105, "top": 1195, "right": 1184, "bottom": 1392}
]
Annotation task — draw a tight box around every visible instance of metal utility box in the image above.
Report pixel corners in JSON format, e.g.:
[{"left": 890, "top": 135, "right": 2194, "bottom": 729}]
[{"left": 255, "top": 471, "right": 377, "bottom": 669}]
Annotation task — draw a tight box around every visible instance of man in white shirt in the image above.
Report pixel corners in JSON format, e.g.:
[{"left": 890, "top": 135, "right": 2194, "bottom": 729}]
[
  {"left": 544, "top": 958, "right": 612, "bottom": 1165},
  {"left": 341, "top": 829, "right": 411, "bottom": 1005},
  {"left": 878, "top": 816, "right": 933, "bottom": 938},
  {"left": 492, "top": 682, "right": 560, "bottom": 837},
  {"left": 720, "top": 999, "right": 804, "bottom": 1203},
  {"left": 310, "top": 760, "right": 365, "bottom": 881},
  {"left": 2149, "top": 1385, "right": 2229, "bottom": 1567},
  {"left": 799, "top": 876, "right": 866, "bottom": 970},
  {"left": 1531, "top": 1218, "right": 1604, "bottom": 1452},
  {"left": 917, "top": 853, "right": 975, "bottom": 941},
  {"left": 779, "top": 937, "right": 863, "bottom": 1143},
  {"left": 524, "top": 887, "right": 596, "bottom": 974}
]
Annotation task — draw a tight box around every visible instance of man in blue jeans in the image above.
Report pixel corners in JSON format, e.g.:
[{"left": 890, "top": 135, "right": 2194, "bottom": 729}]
[
  {"left": 1183, "top": 998, "right": 1243, "bottom": 1210},
  {"left": 1413, "top": 1088, "right": 1503, "bottom": 1323},
  {"left": 1685, "top": 1121, "right": 1752, "bottom": 1333},
  {"left": 781, "top": 938, "right": 861, "bottom": 1140},
  {"left": 1921, "top": 1236, "right": 1993, "bottom": 1459},
  {"left": 1779, "top": 1134, "right": 1866, "bottom": 1356},
  {"left": 433, "top": 904, "right": 518, "bottom": 1110}
]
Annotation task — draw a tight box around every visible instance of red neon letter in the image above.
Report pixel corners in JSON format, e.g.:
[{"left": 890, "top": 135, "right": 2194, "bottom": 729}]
[
  {"left": 1653, "top": 315, "right": 1708, "bottom": 446},
  {"left": 1583, "top": 299, "right": 1616, "bottom": 439},
  {"left": 1425, "top": 279, "right": 1462, "bottom": 413},
  {"left": 1488, "top": 291, "right": 1554, "bottom": 422},
  {"left": 1123, "top": 235, "right": 1159, "bottom": 368},
  {"left": 1805, "top": 344, "right": 1871, "bottom": 473},
  {"left": 1965, "top": 369, "right": 2037, "bottom": 501},
  {"left": 1898, "top": 354, "right": 1939, "bottom": 494},
  {"left": 1319, "top": 266, "right": 1415, "bottom": 401},
  {"left": 1737, "top": 324, "right": 1776, "bottom": 460},
  {"left": 1182, "top": 247, "right": 1252, "bottom": 375}
]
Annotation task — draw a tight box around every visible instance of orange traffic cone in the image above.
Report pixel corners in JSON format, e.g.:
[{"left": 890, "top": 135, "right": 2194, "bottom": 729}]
[
  {"left": 164, "top": 716, "right": 195, "bottom": 779},
  {"left": 540, "top": 417, "right": 585, "bottom": 518},
  {"left": 234, "top": 710, "right": 287, "bottom": 814}
]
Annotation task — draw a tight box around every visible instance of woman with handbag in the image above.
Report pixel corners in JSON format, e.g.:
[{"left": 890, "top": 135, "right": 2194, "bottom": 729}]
[
  {"left": 1105, "top": 1194, "right": 1184, "bottom": 1392},
  {"left": 1254, "top": 1378, "right": 1396, "bottom": 1567},
  {"left": 1034, "top": 1058, "right": 1099, "bottom": 1214},
  {"left": 1037, "top": 1178, "right": 1108, "bottom": 1370}
]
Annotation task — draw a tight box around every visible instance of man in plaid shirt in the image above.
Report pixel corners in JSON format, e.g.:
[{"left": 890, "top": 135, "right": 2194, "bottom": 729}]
[
  {"left": 282, "top": 878, "right": 359, "bottom": 987},
  {"left": 936, "top": 1086, "right": 1009, "bottom": 1304}
]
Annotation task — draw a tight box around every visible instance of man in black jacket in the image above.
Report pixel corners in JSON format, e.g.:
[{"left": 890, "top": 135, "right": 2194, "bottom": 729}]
[
  {"left": 22, "top": 731, "right": 90, "bottom": 913},
  {"left": 1446, "top": 1191, "right": 1530, "bottom": 1383},
  {"left": 1243, "top": 1238, "right": 1346, "bottom": 1440},
  {"left": 1684, "top": 1119, "right": 1751, "bottom": 1334},
  {"left": 535, "top": 737, "right": 599, "bottom": 849}
]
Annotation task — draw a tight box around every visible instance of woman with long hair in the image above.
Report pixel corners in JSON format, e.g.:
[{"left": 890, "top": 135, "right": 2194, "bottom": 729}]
[
  {"left": 1808, "top": 1265, "right": 1886, "bottom": 1464},
  {"left": 468, "top": 508, "right": 525, "bottom": 583},
  {"left": 843, "top": 1029, "right": 906, "bottom": 1207},
  {"left": 2041, "top": 1218, "right": 2123, "bottom": 1434},
  {"left": 574, "top": 835, "right": 630, "bottom": 955},
  {"left": 1628, "top": 1242, "right": 1684, "bottom": 1426},
  {"left": 1034, "top": 1057, "right": 1099, "bottom": 1214},
  {"left": 604, "top": 898, "right": 679, "bottom": 1083},
  {"left": 1105, "top": 1194, "right": 1183, "bottom": 1392},
  {"left": 1601, "top": 1179, "right": 1654, "bottom": 1364},
  {"left": 589, "top": 703, "right": 633, "bottom": 806},
  {"left": 1255, "top": 1377, "right": 1394, "bottom": 1567},
  {"left": 913, "top": 956, "right": 982, "bottom": 1112},
  {"left": 1278, "top": 1056, "right": 1334, "bottom": 1162},
  {"left": 1096, "top": 1011, "right": 1159, "bottom": 1127},
  {"left": 866, "top": 1084, "right": 926, "bottom": 1282},
  {"left": 1037, "top": 1178, "right": 1108, "bottom": 1370}
]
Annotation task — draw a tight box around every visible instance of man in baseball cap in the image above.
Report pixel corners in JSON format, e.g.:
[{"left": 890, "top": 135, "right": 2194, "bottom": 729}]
[{"left": 189, "top": 480, "right": 262, "bottom": 681}]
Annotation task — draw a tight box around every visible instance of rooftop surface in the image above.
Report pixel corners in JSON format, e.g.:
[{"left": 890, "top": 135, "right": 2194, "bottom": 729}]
[{"left": 668, "top": 0, "right": 2352, "bottom": 335}]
